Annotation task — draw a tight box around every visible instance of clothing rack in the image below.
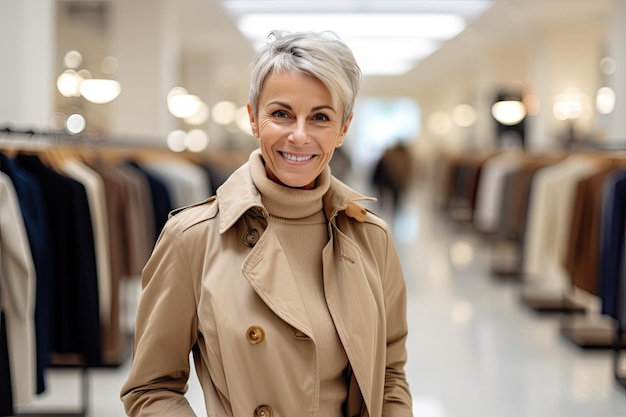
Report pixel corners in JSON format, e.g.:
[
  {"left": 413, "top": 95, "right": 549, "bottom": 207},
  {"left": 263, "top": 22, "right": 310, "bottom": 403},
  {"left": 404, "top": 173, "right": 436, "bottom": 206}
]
[
  {"left": 0, "top": 125, "right": 166, "bottom": 151},
  {"left": 1, "top": 126, "right": 134, "bottom": 417},
  {"left": 0, "top": 125, "right": 250, "bottom": 170},
  {"left": 0, "top": 126, "right": 91, "bottom": 145},
  {"left": 1, "top": 125, "right": 245, "bottom": 416},
  {"left": 1, "top": 125, "right": 248, "bottom": 416}
]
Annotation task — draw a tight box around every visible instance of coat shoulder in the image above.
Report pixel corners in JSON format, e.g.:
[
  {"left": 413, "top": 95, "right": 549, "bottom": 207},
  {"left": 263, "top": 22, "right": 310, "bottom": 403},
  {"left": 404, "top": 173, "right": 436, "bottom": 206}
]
[
  {"left": 362, "top": 209, "right": 388, "bottom": 229},
  {"left": 168, "top": 196, "right": 219, "bottom": 231},
  {"left": 361, "top": 210, "right": 392, "bottom": 237},
  {"left": 342, "top": 201, "right": 390, "bottom": 233}
]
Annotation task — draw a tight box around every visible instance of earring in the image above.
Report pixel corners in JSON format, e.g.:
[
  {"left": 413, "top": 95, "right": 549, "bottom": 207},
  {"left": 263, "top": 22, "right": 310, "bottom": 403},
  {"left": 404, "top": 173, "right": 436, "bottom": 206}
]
[{"left": 336, "top": 141, "right": 343, "bottom": 148}]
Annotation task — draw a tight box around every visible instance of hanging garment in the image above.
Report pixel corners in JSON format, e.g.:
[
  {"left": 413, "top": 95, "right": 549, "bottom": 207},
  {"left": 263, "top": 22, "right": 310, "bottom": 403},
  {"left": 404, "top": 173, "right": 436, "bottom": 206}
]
[
  {"left": 0, "top": 152, "right": 53, "bottom": 394},
  {"left": 497, "top": 157, "right": 557, "bottom": 243},
  {"left": 88, "top": 158, "right": 156, "bottom": 364},
  {"left": 60, "top": 158, "right": 112, "bottom": 328},
  {"left": 564, "top": 164, "right": 618, "bottom": 296},
  {"left": 138, "top": 158, "right": 212, "bottom": 209},
  {"left": 110, "top": 162, "right": 154, "bottom": 273},
  {"left": 124, "top": 161, "right": 173, "bottom": 243},
  {"left": 598, "top": 169, "right": 626, "bottom": 319},
  {"left": 15, "top": 154, "right": 102, "bottom": 366},
  {"left": 0, "top": 172, "right": 36, "bottom": 406},
  {"left": 523, "top": 154, "right": 603, "bottom": 290},
  {"left": 473, "top": 150, "right": 525, "bottom": 234}
]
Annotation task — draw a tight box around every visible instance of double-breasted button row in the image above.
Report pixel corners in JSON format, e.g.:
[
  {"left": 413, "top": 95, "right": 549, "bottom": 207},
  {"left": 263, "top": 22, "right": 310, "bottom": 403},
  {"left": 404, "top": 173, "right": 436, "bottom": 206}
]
[
  {"left": 254, "top": 404, "right": 272, "bottom": 417},
  {"left": 246, "top": 325, "right": 265, "bottom": 344},
  {"left": 243, "top": 228, "right": 259, "bottom": 247}
]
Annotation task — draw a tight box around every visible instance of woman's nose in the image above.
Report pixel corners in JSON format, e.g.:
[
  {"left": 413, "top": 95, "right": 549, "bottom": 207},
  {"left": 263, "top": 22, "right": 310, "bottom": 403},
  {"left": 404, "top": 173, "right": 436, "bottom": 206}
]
[{"left": 288, "top": 120, "right": 309, "bottom": 144}]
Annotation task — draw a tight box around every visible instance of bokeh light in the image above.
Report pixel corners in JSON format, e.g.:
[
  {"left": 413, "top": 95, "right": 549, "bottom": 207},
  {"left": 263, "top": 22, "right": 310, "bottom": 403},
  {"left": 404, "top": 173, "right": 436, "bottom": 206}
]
[{"left": 66, "top": 113, "right": 86, "bottom": 134}]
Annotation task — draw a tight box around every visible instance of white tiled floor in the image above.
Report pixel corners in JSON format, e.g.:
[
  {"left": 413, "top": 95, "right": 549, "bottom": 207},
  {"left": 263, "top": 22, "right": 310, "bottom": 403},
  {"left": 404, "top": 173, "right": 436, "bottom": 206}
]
[{"left": 18, "top": 180, "right": 626, "bottom": 416}]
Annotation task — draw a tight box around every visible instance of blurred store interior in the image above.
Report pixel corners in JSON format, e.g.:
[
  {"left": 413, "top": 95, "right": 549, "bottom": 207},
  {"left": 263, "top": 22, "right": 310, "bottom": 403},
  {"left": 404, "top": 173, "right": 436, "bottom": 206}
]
[{"left": 3, "top": 0, "right": 626, "bottom": 416}]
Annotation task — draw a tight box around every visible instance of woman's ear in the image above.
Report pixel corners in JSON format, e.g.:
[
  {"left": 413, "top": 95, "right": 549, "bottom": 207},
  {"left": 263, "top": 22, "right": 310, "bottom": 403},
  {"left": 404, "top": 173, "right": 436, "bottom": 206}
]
[
  {"left": 337, "top": 112, "right": 354, "bottom": 146},
  {"left": 247, "top": 102, "right": 258, "bottom": 137}
]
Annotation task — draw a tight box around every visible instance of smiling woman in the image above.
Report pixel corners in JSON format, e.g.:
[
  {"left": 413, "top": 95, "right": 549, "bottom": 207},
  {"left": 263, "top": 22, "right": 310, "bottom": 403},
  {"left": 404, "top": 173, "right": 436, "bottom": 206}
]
[
  {"left": 121, "top": 30, "right": 414, "bottom": 417},
  {"left": 247, "top": 70, "right": 350, "bottom": 189}
]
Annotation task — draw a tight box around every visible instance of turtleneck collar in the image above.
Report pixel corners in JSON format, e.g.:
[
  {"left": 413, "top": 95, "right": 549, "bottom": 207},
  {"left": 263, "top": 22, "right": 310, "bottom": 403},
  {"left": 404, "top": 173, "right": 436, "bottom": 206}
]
[{"left": 249, "top": 149, "right": 330, "bottom": 219}]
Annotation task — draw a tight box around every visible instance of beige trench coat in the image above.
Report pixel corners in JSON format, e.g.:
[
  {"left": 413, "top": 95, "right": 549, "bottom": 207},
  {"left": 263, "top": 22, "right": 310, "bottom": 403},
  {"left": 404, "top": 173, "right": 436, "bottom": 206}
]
[{"left": 121, "top": 158, "right": 413, "bottom": 417}]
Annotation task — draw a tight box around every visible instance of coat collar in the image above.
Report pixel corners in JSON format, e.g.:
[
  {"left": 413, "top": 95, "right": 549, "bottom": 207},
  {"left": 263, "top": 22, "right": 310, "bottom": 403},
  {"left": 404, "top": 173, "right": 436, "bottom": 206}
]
[{"left": 216, "top": 149, "right": 375, "bottom": 233}]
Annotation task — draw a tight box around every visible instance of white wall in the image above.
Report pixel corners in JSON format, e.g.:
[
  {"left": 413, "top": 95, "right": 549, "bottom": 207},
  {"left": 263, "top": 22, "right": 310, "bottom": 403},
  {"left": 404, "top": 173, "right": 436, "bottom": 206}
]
[{"left": 0, "top": 0, "right": 55, "bottom": 130}]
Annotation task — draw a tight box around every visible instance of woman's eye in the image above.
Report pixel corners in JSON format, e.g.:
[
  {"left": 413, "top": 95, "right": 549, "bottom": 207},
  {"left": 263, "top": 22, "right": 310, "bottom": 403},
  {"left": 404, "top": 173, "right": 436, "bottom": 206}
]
[
  {"left": 273, "top": 110, "right": 289, "bottom": 118},
  {"left": 313, "top": 113, "right": 329, "bottom": 121}
]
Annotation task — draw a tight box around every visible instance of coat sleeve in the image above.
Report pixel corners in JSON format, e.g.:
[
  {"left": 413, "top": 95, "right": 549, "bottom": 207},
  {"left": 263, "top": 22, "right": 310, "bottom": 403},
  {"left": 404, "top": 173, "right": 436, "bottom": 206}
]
[
  {"left": 120, "top": 215, "right": 198, "bottom": 417},
  {"left": 382, "top": 228, "right": 413, "bottom": 417}
]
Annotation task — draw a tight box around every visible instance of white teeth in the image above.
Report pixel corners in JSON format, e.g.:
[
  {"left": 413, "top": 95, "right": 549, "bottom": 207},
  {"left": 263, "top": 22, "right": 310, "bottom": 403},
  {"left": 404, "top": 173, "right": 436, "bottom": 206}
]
[{"left": 282, "top": 152, "right": 312, "bottom": 162}]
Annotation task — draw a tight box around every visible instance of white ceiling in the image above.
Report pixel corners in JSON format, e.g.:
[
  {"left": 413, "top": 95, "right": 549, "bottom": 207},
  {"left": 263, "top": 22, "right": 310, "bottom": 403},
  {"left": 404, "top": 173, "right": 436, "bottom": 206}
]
[
  {"left": 173, "top": 0, "right": 610, "bottom": 98},
  {"left": 57, "top": 0, "right": 611, "bottom": 103}
]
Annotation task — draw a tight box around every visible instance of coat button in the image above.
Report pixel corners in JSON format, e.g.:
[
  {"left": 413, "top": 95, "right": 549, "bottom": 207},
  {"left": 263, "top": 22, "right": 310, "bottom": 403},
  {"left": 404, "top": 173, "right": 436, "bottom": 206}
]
[
  {"left": 254, "top": 404, "right": 272, "bottom": 417},
  {"left": 246, "top": 325, "right": 265, "bottom": 344},
  {"left": 243, "top": 229, "right": 259, "bottom": 247}
]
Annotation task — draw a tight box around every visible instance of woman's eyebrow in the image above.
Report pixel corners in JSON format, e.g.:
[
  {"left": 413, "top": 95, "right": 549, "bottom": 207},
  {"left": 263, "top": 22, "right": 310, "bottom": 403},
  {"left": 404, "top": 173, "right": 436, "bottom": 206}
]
[
  {"left": 266, "top": 101, "right": 336, "bottom": 113},
  {"left": 312, "top": 105, "right": 336, "bottom": 113},
  {"left": 267, "top": 100, "right": 291, "bottom": 109}
]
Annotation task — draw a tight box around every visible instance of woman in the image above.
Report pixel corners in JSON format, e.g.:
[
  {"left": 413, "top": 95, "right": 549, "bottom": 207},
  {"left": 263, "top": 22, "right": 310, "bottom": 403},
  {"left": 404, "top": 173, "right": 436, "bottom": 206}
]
[{"left": 121, "top": 30, "right": 413, "bottom": 417}]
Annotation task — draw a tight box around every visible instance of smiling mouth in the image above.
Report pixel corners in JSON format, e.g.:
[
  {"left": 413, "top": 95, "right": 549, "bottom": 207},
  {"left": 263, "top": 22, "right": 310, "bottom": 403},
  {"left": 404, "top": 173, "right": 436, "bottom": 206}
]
[{"left": 281, "top": 152, "right": 314, "bottom": 162}]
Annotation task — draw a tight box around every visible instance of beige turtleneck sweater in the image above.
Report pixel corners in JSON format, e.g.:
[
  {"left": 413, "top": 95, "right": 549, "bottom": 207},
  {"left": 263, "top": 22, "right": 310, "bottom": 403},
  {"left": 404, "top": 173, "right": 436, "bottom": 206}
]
[{"left": 250, "top": 153, "right": 348, "bottom": 416}]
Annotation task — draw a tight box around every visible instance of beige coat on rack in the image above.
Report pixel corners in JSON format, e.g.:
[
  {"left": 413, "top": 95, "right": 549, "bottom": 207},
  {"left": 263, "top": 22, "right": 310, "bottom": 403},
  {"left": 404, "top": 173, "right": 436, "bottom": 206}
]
[
  {"left": 0, "top": 172, "right": 36, "bottom": 407},
  {"left": 522, "top": 153, "right": 604, "bottom": 300}
]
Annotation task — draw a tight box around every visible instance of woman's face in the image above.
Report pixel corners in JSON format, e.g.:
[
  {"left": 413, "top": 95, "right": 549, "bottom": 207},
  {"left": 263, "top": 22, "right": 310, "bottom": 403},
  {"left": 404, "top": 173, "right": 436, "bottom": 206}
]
[{"left": 247, "top": 70, "right": 352, "bottom": 190}]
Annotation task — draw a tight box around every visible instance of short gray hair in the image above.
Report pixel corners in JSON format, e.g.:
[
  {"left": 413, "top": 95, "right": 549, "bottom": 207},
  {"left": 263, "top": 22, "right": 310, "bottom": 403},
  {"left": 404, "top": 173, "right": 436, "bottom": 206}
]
[{"left": 248, "top": 30, "right": 361, "bottom": 126}]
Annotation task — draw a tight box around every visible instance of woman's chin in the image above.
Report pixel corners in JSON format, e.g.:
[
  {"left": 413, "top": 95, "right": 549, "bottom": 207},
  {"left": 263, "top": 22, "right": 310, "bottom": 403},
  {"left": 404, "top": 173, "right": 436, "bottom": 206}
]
[{"left": 278, "top": 176, "right": 316, "bottom": 190}]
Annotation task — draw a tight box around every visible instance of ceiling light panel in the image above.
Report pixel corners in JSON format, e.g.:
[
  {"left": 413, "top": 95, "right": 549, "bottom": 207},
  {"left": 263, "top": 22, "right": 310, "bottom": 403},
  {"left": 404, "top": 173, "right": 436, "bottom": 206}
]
[
  {"left": 237, "top": 13, "right": 466, "bottom": 40},
  {"left": 222, "top": 0, "right": 493, "bottom": 17}
]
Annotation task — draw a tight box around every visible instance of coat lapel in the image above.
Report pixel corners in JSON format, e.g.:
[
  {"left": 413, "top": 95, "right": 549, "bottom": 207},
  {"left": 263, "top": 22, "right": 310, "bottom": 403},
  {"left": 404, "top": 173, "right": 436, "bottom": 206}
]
[
  {"left": 241, "top": 222, "right": 313, "bottom": 337},
  {"left": 323, "top": 224, "right": 380, "bottom": 412}
]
